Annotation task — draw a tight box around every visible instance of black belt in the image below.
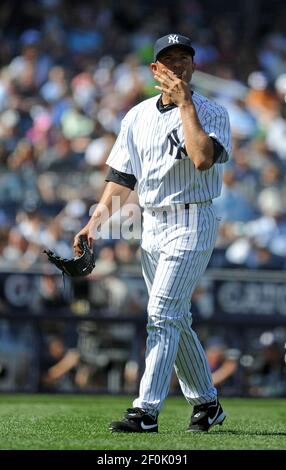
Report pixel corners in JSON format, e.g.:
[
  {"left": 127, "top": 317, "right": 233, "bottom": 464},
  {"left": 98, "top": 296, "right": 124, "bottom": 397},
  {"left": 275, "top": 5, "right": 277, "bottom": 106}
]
[
  {"left": 150, "top": 202, "right": 212, "bottom": 216},
  {"left": 184, "top": 201, "right": 212, "bottom": 209}
]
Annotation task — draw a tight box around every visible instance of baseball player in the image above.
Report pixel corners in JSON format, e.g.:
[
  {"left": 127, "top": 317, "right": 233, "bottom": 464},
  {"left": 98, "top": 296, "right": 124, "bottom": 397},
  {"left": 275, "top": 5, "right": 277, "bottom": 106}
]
[{"left": 73, "top": 33, "right": 231, "bottom": 433}]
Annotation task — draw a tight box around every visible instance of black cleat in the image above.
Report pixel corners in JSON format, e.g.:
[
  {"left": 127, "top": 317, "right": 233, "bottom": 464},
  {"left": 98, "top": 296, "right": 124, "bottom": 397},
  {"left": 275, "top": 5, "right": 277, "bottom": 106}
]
[
  {"left": 187, "top": 399, "right": 226, "bottom": 432},
  {"left": 109, "top": 407, "right": 158, "bottom": 433}
]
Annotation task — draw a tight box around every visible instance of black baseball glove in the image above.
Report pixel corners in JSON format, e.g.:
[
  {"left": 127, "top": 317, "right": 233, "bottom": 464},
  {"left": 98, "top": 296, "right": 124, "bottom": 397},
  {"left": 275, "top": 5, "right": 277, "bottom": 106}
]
[{"left": 44, "top": 235, "right": 95, "bottom": 277}]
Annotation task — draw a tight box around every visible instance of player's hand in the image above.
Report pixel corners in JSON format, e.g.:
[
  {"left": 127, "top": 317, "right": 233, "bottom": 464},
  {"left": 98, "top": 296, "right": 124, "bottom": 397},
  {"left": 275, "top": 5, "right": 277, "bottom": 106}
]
[
  {"left": 154, "top": 69, "right": 192, "bottom": 107},
  {"left": 73, "top": 220, "right": 97, "bottom": 255}
]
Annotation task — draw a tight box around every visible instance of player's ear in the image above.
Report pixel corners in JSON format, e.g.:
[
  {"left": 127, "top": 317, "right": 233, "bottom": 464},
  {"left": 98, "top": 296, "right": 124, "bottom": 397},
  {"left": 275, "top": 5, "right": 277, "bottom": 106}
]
[
  {"left": 150, "top": 63, "right": 157, "bottom": 74},
  {"left": 191, "top": 60, "right": 196, "bottom": 73}
]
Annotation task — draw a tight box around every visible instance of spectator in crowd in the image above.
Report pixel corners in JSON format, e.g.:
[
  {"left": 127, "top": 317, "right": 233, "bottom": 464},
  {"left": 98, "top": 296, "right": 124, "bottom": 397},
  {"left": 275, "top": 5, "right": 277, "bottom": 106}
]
[
  {"left": 225, "top": 187, "right": 286, "bottom": 268},
  {"left": 40, "top": 334, "right": 80, "bottom": 392},
  {"left": 213, "top": 164, "right": 256, "bottom": 222},
  {"left": 205, "top": 337, "right": 241, "bottom": 396},
  {"left": 247, "top": 331, "right": 286, "bottom": 397},
  {"left": 266, "top": 101, "right": 286, "bottom": 163}
]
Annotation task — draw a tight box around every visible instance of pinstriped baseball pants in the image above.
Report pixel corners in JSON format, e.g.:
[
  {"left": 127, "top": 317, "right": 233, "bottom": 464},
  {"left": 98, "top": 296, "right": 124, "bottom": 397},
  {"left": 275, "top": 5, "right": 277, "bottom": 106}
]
[{"left": 133, "top": 202, "right": 218, "bottom": 417}]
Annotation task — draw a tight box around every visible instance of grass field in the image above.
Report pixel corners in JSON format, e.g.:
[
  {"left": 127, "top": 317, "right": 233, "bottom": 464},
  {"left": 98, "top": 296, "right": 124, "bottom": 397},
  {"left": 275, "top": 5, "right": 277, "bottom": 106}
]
[{"left": 0, "top": 394, "right": 285, "bottom": 451}]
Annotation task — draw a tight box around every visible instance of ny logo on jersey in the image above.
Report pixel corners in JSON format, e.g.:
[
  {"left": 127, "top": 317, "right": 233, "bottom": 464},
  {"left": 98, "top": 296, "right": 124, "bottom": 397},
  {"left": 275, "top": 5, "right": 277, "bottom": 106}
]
[
  {"left": 168, "top": 34, "right": 179, "bottom": 44},
  {"left": 167, "top": 129, "right": 188, "bottom": 159}
]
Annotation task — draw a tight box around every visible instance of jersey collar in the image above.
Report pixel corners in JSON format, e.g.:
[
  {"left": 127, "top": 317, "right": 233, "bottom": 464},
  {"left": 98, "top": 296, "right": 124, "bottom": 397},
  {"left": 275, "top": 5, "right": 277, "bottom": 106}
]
[
  {"left": 156, "top": 91, "right": 194, "bottom": 114},
  {"left": 156, "top": 95, "right": 177, "bottom": 113}
]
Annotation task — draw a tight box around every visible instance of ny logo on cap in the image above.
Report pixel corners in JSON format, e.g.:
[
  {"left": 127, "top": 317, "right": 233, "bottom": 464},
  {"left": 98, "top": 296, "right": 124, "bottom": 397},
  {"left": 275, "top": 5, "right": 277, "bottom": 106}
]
[{"left": 168, "top": 34, "right": 179, "bottom": 44}]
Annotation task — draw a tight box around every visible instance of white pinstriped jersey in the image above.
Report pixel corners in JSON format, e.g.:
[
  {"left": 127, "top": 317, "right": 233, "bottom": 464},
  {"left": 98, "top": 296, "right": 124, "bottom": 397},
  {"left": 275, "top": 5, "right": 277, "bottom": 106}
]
[{"left": 106, "top": 90, "right": 231, "bottom": 208}]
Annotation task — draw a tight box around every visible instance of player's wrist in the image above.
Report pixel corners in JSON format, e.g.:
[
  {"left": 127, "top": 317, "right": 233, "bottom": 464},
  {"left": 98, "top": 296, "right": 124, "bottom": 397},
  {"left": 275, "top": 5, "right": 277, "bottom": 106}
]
[
  {"left": 178, "top": 98, "right": 194, "bottom": 109},
  {"left": 90, "top": 213, "right": 100, "bottom": 222}
]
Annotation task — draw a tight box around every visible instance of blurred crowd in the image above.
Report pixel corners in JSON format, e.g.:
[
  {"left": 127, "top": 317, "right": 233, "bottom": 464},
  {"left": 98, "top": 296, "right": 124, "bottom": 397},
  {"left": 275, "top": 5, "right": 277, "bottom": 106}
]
[
  {"left": 1, "top": 317, "right": 285, "bottom": 397},
  {"left": 0, "top": 0, "right": 286, "bottom": 271},
  {"left": 32, "top": 325, "right": 286, "bottom": 397}
]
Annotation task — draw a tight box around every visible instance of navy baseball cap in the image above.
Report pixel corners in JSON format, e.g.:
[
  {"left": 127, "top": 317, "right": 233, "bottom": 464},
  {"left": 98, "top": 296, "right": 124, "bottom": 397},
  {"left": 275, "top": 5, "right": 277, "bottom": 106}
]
[{"left": 154, "top": 34, "right": 195, "bottom": 61}]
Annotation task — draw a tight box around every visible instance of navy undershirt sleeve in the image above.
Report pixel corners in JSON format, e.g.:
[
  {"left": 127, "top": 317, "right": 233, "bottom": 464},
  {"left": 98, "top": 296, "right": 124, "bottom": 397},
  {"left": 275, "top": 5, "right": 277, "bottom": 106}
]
[{"left": 105, "top": 167, "right": 137, "bottom": 190}]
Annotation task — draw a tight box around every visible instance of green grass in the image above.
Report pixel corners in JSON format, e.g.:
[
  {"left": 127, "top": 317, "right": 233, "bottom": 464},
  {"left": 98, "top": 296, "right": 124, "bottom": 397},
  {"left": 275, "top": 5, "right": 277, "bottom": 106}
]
[{"left": 0, "top": 395, "right": 285, "bottom": 450}]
